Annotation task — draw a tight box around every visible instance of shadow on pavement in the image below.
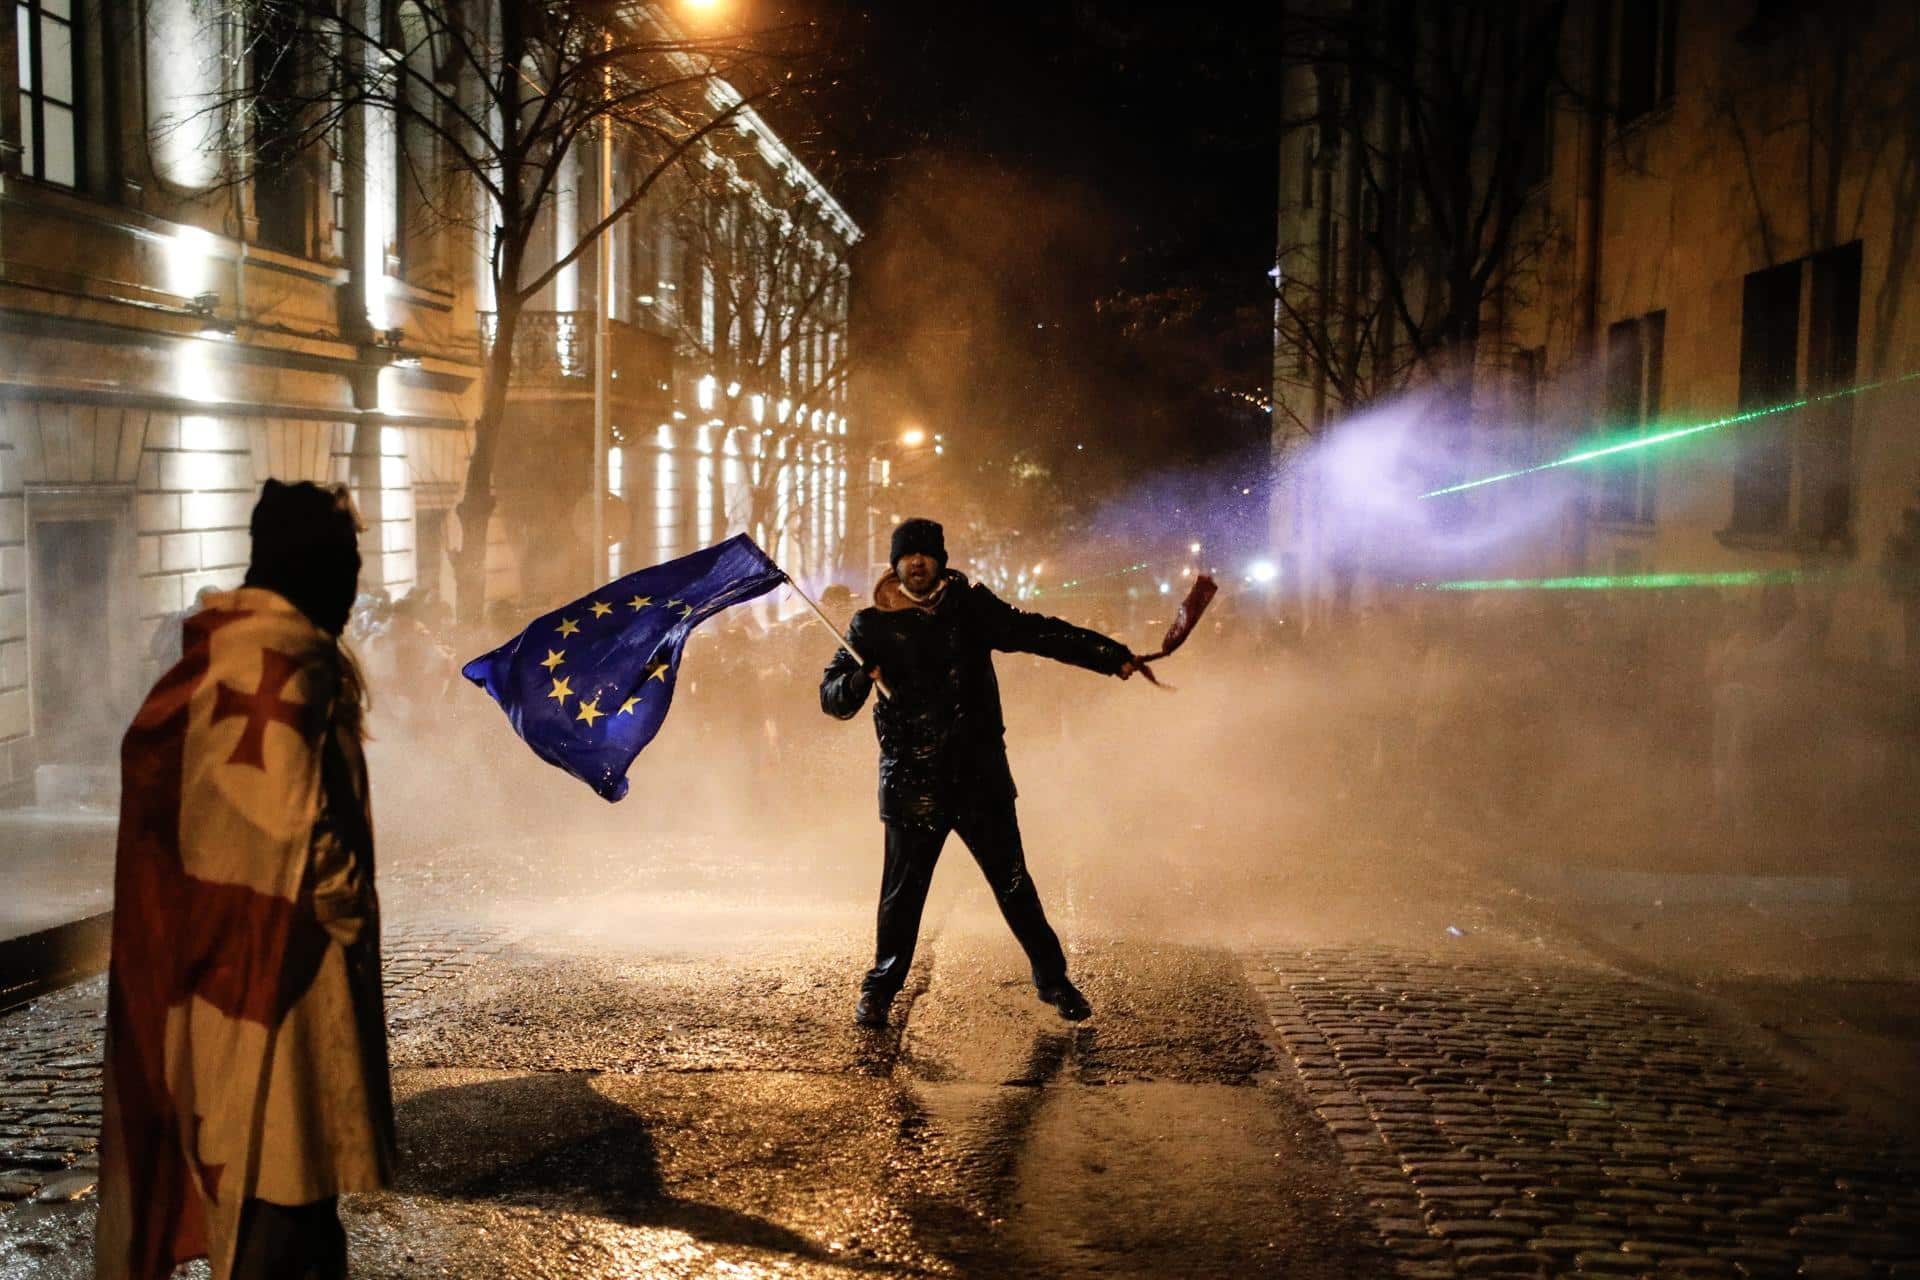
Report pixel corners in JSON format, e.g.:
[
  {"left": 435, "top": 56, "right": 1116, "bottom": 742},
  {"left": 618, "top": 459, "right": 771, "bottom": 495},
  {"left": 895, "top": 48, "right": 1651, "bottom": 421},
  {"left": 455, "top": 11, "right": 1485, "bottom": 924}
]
[{"left": 392, "top": 1072, "right": 844, "bottom": 1266}]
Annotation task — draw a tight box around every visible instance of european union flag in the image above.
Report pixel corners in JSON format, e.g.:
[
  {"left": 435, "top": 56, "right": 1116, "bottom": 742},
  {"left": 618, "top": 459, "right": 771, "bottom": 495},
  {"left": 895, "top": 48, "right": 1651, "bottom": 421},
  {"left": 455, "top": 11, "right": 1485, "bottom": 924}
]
[{"left": 461, "top": 533, "right": 787, "bottom": 801}]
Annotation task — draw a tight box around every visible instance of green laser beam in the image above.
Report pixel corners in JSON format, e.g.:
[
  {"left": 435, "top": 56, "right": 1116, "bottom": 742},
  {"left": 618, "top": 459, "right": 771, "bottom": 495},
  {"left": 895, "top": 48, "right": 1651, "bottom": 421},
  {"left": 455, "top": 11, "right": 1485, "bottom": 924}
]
[
  {"left": 1419, "top": 569, "right": 1815, "bottom": 592},
  {"left": 1418, "top": 370, "right": 1920, "bottom": 500},
  {"left": 1033, "top": 561, "right": 1150, "bottom": 596}
]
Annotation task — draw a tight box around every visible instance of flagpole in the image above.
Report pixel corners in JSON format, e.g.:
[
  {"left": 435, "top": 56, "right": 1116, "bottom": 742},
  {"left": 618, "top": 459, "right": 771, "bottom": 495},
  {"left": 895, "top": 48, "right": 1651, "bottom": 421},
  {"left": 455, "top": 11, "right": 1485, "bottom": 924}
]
[{"left": 785, "top": 575, "right": 892, "bottom": 700}]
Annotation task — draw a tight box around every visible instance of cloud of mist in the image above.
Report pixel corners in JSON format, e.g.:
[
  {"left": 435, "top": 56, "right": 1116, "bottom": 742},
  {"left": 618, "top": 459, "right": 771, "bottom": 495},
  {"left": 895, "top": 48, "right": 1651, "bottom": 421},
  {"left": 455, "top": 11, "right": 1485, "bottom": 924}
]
[{"left": 1296, "top": 391, "right": 1586, "bottom": 581}]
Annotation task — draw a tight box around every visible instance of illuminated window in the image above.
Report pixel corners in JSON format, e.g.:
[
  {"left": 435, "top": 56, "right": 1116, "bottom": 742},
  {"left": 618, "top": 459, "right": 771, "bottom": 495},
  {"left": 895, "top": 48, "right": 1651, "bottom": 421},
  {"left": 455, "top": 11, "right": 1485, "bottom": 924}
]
[
  {"left": 17, "top": 0, "right": 78, "bottom": 187},
  {"left": 775, "top": 461, "right": 795, "bottom": 569},
  {"left": 609, "top": 446, "right": 624, "bottom": 497},
  {"left": 819, "top": 459, "right": 834, "bottom": 571},
  {"left": 836, "top": 464, "right": 848, "bottom": 547},
  {"left": 654, "top": 427, "right": 677, "bottom": 562},
  {"left": 146, "top": 0, "right": 220, "bottom": 191},
  {"left": 701, "top": 264, "right": 716, "bottom": 348},
  {"left": 697, "top": 374, "right": 717, "bottom": 411},
  {"left": 554, "top": 149, "right": 579, "bottom": 312},
  {"left": 697, "top": 455, "right": 715, "bottom": 542},
  {"left": 723, "top": 430, "right": 747, "bottom": 528}
]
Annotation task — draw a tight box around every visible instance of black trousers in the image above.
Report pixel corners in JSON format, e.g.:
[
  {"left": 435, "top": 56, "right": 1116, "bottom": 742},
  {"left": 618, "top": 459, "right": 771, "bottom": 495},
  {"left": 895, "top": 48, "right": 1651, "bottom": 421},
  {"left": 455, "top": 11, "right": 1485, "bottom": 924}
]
[
  {"left": 863, "top": 802, "right": 1068, "bottom": 999},
  {"left": 233, "top": 1196, "right": 347, "bottom": 1280}
]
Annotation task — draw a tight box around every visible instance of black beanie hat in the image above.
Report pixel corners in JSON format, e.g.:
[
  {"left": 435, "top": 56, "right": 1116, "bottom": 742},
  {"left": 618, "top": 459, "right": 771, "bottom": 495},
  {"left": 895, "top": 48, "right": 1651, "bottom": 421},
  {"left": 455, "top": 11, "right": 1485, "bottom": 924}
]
[{"left": 889, "top": 517, "right": 947, "bottom": 570}]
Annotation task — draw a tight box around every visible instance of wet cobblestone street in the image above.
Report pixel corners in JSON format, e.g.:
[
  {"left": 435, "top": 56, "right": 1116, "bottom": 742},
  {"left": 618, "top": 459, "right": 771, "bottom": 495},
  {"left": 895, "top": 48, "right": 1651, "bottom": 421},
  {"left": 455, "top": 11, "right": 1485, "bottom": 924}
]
[
  {"left": 5, "top": 898, "right": 1917, "bottom": 1276},
  {"left": 0, "top": 921, "right": 511, "bottom": 1213},
  {"left": 1247, "top": 948, "right": 1920, "bottom": 1278}
]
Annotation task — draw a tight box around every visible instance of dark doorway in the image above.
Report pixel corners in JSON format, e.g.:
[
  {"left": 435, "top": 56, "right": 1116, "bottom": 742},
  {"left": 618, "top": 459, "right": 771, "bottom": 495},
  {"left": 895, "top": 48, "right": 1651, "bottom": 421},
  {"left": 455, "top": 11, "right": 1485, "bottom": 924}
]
[{"left": 30, "top": 518, "right": 116, "bottom": 763}]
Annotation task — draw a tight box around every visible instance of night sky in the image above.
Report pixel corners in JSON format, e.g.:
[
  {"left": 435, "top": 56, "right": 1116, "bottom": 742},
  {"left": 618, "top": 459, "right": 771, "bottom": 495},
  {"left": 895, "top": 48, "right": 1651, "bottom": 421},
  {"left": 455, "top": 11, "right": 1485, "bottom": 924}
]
[{"left": 739, "top": 2, "right": 1283, "bottom": 553}]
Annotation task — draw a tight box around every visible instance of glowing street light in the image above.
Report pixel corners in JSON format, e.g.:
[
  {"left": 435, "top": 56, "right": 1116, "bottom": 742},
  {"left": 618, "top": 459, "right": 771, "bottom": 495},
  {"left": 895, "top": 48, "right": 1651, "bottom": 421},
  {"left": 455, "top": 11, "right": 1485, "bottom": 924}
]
[
  {"left": 1249, "top": 560, "right": 1278, "bottom": 584},
  {"left": 900, "top": 426, "right": 927, "bottom": 447},
  {"left": 1188, "top": 541, "right": 1201, "bottom": 555}
]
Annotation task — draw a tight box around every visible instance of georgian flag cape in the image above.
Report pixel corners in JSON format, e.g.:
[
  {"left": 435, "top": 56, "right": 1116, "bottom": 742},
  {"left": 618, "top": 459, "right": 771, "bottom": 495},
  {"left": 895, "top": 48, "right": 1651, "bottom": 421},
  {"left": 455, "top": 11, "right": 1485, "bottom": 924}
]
[{"left": 96, "top": 588, "right": 394, "bottom": 1280}]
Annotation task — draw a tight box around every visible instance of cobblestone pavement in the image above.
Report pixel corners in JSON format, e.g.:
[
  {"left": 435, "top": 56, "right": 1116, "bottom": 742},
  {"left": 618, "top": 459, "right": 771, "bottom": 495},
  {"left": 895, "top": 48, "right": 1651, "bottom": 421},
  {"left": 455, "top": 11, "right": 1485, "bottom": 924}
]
[
  {"left": 0, "top": 920, "right": 510, "bottom": 1214},
  {"left": 1246, "top": 947, "right": 1920, "bottom": 1279}
]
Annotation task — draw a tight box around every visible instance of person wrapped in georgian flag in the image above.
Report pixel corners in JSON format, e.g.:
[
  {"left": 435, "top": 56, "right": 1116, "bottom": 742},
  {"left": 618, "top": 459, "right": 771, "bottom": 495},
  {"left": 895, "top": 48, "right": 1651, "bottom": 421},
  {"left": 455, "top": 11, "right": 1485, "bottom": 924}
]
[{"left": 97, "top": 481, "right": 393, "bottom": 1280}]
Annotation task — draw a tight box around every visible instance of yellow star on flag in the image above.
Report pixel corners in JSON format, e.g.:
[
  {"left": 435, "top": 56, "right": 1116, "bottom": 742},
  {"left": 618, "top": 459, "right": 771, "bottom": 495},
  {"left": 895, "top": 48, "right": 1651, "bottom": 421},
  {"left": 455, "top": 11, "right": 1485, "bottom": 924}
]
[
  {"left": 618, "top": 695, "right": 641, "bottom": 716},
  {"left": 539, "top": 649, "right": 565, "bottom": 671},
  {"left": 665, "top": 598, "right": 683, "bottom": 610},
  {"left": 576, "top": 697, "right": 605, "bottom": 726},
  {"left": 677, "top": 603, "right": 694, "bottom": 619},
  {"left": 557, "top": 617, "right": 580, "bottom": 637},
  {"left": 547, "top": 675, "right": 573, "bottom": 704},
  {"left": 646, "top": 662, "right": 670, "bottom": 683},
  {"left": 628, "top": 595, "right": 652, "bottom": 611},
  {"left": 590, "top": 601, "right": 613, "bottom": 618}
]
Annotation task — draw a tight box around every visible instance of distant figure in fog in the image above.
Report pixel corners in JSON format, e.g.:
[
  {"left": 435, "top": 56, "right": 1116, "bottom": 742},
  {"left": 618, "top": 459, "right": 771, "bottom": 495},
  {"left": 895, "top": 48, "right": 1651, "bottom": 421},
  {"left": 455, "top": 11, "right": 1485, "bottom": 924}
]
[
  {"left": 1708, "top": 583, "right": 1813, "bottom": 833},
  {"left": 99, "top": 481, "right": 393, "bottom": 1280},
  {"left": 820, "top": 517, "right": 1142, "bottom": 1028}
]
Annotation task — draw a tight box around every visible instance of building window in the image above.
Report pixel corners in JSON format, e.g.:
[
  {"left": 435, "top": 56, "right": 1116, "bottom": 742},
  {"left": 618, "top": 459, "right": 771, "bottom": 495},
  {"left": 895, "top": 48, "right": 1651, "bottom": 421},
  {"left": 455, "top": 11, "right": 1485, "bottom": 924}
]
[
  {"left": 1516, "top": 92, "right": 1553, "bottom": 190},
  {"left": 16, "top": 0, "right": 78, "bottom": 187},
  {"left": 654, "top": 435, "right": 677, "bottom": 563},
  {"left": 1731, "top": 261, "right": 1801, "bottom": 535},
  {"left": 395, "top": 2, "right": 437, "bottom": 282},
  {"left": 1803, "top": 242, "right": 1861, "bottom": 550},
  {"left": 1726, "top": 243, "right": 1861, "bottom": 547},
  {"left": 252, "top": 8, "right": 310, "bottom": 256},
  {"left": 1511, "top": 346, "right": 1544, "bottom": 464},
  {"left": 700, "top": 263, "right": 716, "bottom": 349},
  {"left": 1615, "top": 0, "right": 1678, "bottom": 126},
  {"left": 1595, "top": 311, "right": 1663, "bottom": 524}
]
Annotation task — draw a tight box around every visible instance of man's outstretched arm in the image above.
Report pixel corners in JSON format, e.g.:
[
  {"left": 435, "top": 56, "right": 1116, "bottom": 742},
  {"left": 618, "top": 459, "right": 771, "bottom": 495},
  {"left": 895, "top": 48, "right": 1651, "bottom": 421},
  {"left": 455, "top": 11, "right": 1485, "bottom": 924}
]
[{"left": 976, "top": 586, "right": 1138, "bottom": 677}]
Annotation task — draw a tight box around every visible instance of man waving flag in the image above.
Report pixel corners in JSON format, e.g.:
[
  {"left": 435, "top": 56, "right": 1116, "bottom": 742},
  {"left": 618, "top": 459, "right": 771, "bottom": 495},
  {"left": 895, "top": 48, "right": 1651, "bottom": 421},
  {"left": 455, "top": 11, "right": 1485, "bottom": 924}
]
[{"left": 462, "top": 533, "right": 787, "bottom": 801}]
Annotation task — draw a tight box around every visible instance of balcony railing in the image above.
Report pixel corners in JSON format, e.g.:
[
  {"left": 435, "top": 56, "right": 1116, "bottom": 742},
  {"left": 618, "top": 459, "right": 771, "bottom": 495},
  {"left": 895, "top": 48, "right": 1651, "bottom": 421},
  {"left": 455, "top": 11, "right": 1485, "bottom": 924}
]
[{"left": 478, "top": 309, "right": 672, "bottom": 392}]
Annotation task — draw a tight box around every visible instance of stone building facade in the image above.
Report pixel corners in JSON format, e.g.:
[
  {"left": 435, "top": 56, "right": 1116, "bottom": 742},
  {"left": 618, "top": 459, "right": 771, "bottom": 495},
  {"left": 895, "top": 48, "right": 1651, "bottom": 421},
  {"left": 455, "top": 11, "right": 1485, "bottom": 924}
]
[{"left": 0, "top": 0, "right": 857, "bottom": 804}]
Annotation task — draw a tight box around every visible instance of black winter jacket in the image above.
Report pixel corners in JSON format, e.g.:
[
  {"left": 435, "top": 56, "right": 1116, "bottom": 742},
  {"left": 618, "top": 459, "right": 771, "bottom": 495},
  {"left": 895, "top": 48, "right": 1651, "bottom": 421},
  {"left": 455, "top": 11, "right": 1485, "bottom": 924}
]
[{"left": 819, "top": 570, "right": 1133, "bottom": 827}]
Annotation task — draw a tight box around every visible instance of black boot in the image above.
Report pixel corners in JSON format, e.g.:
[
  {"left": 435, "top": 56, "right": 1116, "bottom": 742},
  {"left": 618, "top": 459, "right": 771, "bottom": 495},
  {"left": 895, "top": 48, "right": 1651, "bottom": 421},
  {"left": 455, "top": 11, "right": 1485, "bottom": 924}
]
[
  {"left": 1038, "top": 980, "right": 1091, "bottom": 1022},
  {"left": 854, "top": 989, "right": 892, "bottom": 1028}
]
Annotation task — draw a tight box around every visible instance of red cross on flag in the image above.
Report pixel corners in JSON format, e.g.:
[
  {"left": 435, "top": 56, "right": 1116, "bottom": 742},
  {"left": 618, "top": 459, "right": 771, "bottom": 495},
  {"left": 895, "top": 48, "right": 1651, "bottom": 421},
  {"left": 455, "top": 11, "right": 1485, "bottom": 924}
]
[{"left": 97, "top": 587, "right": 392, "bottom": 1280}]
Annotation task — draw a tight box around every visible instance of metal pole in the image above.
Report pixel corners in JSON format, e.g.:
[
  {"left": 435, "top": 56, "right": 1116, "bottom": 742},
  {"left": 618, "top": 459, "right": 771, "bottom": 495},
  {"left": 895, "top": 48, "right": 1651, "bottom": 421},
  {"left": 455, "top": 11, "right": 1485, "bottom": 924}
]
[
  {"left": 592, "top": 38, "right": 612, "bottom": 584},
  {"left": 785, "top": 574, "right": 891, "bottom": 700}
]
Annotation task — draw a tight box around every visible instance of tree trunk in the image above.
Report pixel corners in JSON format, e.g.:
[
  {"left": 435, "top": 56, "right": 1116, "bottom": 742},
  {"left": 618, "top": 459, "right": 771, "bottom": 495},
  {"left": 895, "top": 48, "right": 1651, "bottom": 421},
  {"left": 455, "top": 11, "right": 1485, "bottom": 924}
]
[{"left": 453, "top": 294, "right": 523, "bottom": 624}]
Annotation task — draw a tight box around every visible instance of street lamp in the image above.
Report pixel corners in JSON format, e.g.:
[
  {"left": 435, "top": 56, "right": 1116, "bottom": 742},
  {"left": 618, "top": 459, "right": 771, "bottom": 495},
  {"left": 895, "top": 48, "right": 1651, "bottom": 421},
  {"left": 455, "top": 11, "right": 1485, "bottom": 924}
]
[{"left": 900, "top": 426, "right": 927, "bottom": 447}]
